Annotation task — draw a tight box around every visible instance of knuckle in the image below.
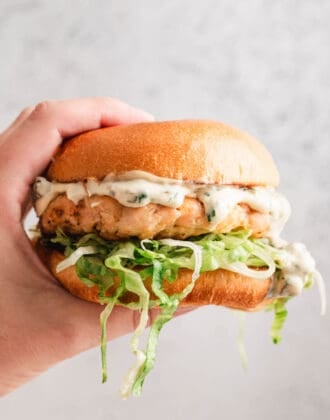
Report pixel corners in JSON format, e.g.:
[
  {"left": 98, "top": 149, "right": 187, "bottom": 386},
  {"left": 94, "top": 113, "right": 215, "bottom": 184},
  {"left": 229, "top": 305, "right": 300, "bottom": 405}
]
[
  {"left": 31, "top": 100, "right": 55, "bottom": 119},
  {"left": 20, "top": 106, "right": 35, "bottom": 117}
]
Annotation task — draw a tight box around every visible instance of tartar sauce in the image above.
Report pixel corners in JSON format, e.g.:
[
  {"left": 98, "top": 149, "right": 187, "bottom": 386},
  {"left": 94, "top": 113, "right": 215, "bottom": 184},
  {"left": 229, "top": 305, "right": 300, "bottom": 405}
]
[
  {"left": 271, "top": 242, "right": 316, "bottom": 297},
  {"left": 34, "top": 170, "right": 291, "bottom": 239}
]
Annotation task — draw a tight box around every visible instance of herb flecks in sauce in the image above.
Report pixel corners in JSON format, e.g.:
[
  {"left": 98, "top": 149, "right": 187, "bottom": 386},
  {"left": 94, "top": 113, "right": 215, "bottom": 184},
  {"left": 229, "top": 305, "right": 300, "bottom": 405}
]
[{"left": 34, "top": 170, "right": 291, "bottom": 241}]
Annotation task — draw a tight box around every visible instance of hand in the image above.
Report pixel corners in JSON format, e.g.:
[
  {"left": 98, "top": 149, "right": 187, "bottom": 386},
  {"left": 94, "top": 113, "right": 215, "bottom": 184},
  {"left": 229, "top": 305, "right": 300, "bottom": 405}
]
[{"left": 0, "top": 98, "right": 191, "bottom": 396}]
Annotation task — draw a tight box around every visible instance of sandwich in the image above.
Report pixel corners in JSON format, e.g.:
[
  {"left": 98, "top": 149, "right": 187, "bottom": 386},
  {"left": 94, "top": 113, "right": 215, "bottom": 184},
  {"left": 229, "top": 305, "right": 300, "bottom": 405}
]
[{"left": 32, "top": 120, "right": 325, "bottom": 398}]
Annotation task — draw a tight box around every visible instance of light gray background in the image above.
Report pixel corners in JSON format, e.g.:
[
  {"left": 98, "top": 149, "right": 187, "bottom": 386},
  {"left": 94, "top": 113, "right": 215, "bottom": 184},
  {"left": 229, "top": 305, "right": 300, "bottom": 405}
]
[{"left": 1, "top": 1, "right": 329, "bottom": 419}]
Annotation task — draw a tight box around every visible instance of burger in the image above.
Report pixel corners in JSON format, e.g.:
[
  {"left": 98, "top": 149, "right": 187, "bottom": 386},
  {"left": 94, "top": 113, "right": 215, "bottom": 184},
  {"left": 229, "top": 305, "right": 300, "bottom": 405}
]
[{"left": 32, "top": 120, "right": 325, "bottom": 398}]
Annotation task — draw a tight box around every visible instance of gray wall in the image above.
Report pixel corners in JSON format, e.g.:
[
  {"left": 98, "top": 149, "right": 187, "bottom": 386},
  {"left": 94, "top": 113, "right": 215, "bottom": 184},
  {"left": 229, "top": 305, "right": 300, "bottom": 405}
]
[{"left": 1, "top": 1, "right": 329, "bottom": 419}]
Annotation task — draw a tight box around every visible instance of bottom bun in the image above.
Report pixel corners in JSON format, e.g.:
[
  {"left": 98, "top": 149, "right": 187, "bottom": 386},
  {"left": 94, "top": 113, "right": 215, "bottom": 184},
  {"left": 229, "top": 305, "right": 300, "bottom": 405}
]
[{"left": 35, "top": 241, "right": 273, "bottom": 311}]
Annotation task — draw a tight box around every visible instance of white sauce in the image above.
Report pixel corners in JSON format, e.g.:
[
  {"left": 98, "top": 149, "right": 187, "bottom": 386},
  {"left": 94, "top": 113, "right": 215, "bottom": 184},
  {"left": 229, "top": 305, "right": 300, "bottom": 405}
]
[
  {"left": 34, "top": 171, "right": 291, "bottom": 241},
  {"left": 274, "top": 242, "right": 316, "bottom": 297},
  {"left": 86, "top": 178, "right": 191, "bottom": 208},
  {"left": 34, "top": 177, "right": 86, "bottom": 215},
  {"left": 196, "top": 186, "right": 290, "bottom": 240}
]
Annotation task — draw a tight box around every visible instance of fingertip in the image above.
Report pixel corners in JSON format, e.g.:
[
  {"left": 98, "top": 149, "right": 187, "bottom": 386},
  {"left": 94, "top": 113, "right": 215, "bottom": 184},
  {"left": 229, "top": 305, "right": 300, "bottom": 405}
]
[
  {"left": 136, "top": 109, "right": 155, "bottom": 122},
  {"left": 103, "top": 97, "right": 155, "bottom": 124}
]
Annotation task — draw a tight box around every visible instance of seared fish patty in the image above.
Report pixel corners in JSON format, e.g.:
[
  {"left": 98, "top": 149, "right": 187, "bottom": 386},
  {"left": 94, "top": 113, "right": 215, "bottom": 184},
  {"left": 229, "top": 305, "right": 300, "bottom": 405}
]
[{"left": 39, "top": 194, "right": 270, "bottom": 240}]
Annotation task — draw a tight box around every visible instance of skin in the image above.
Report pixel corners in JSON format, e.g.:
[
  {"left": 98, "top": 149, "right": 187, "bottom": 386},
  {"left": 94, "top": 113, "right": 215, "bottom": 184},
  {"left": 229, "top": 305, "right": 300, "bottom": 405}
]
[{"left": 0, "top": 98, "right": 192, "bottom": 397}]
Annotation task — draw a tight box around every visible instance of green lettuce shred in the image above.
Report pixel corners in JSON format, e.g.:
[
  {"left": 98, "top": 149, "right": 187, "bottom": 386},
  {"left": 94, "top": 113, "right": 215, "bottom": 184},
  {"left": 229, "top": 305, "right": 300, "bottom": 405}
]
[
  {"left": 268, "top": 298, "right": 289, "bottom": 344},
  {"left": 100, "top": 281, "right": 124, "bottom": 382},
  {"left": 45, "top": 229, "right": 309, "bottom": 396}
]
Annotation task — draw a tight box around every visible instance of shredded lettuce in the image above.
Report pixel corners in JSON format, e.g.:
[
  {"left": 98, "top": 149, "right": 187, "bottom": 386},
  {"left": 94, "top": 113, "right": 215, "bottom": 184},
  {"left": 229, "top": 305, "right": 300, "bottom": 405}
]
[
  {"left": 313, "top": 271, "right": 327, "bottom": 316},
  {"left": 56, "top": 246, "right": 97, "bottom": 273},
  {"left": 46, "top": 229, "right": 320, "bottom": 397},
  {"left": 236, "top": 311, "right": 248, "bottom": 370},
  {"left": 267, "top": 298, "right": 289, "bottom": 344},
  {"left": 100, "top": 281, "right": 125, "bottom": 382}
]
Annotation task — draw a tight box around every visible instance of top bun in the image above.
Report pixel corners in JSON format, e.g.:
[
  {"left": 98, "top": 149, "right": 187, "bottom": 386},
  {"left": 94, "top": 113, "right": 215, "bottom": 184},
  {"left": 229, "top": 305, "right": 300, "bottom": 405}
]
[{"left": 47, "top": 120, "right": 279, "bottom": 187}]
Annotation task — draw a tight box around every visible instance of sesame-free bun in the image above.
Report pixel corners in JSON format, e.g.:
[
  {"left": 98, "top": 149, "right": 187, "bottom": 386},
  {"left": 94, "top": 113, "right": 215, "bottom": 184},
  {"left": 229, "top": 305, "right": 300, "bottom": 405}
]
[
  {"left": 47, "top": 120, "right": 279, "bottom": 187},
  {"left": 35, "top": 241, "right": 272, "bottom": 311},
  {"left": 37, "top": 120, "right": 277, "bottom": 311}
]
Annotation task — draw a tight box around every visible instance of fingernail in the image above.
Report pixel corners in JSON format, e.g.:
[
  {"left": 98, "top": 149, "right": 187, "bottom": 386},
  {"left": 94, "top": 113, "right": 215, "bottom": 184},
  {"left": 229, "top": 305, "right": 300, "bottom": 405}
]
[{"left": 137, "top": 109, "right": 155, "bottom": 121}]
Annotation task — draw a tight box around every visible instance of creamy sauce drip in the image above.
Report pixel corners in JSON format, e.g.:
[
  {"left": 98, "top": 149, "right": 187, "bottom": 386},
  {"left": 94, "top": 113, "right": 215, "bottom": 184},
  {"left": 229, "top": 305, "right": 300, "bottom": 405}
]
[
  {"left": 271, "top": 242, "right": 316, "bottom": 297},
  {"left": 34, "top": 178, "right": 86, "bottom": 216},
  {"left": 86, "top": 178, "right": 191, "bottom": 208},
  {"left": 34, "top": 171, "right": 291, "bottom": 240},
  {"left": 196, "top": 186, "right": 290, "bottom": 240}
]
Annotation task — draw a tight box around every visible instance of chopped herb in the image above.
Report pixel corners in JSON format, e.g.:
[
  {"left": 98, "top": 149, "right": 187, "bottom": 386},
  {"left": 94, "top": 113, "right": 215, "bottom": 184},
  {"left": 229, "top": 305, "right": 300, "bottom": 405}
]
[
  {"left": 207, "top": 208, "right": 216, "bottom": 222},
  {"left": 269, "top": 298, "right": 289, "bottom": 344},
  {"left": 137, "top": 192, "right": 147, "bottom": 203},
  {"left": 127, "top": 192, "right": 148, "bottom": 204}
]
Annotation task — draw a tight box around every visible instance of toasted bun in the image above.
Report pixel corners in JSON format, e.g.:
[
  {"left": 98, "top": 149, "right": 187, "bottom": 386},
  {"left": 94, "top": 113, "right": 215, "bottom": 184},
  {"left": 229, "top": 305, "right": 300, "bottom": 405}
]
[
  {"left": 47, "top": 120, "right": 279, "bottom": 187},
  {"left": 35, "top": 241, "right": 272, "bottom": 311},
  {"left": 38, "top": 120, "right": 277, "bottom": 311}
]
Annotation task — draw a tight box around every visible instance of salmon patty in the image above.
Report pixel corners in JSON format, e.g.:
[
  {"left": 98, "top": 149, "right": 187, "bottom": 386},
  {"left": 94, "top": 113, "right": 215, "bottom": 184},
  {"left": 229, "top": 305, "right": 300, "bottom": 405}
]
[{"left": 39, "top": 194, "right": 270, "bottom": 240}]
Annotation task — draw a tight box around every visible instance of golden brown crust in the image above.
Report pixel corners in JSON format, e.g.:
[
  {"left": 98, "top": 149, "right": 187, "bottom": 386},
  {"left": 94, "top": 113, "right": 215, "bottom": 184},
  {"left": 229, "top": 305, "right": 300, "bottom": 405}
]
[
  {"left": 46, "top": 120, "right": 279, "bottom": 187},
  {"left": 39, "top": 194, "right": 270, "bottom": 240},
  {"left": 35, "top": 241, "right": 273, "bottom": 311}
]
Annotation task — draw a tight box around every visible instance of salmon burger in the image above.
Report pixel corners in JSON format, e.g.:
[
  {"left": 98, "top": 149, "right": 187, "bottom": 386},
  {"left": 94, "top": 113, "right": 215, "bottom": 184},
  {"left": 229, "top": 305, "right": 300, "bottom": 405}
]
[{"left": 32, "top": 120, "right": 325, "bottom": 397}]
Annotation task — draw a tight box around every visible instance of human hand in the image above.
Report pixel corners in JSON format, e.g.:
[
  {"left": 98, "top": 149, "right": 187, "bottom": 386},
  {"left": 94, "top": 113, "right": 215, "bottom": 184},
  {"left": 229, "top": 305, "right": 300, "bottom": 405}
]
[{"left": 0, "top": 98, "right": 191, "bottom": 396}]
